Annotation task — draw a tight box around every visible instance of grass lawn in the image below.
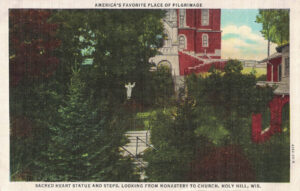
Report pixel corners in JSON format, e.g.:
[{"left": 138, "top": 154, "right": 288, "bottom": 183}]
[
  {"left": 127, "top": 107, "right": 176, "bottom": 131},
  {"left": 242, "top": 67, "right": 266, "bottom": 77},
  {"left": 194, "top": 67, "right": 266, "bottom": 78}
]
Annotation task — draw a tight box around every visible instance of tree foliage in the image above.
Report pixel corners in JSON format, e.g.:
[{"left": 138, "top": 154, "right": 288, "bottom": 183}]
[
  {"left": 9, "top": 10, "right": 63, "bottom": 181},
  {"left": 246, "top": 103, "right": 290, "bottom": 182},
  {"left": 50, "top": 10, "right": 166, "bottom": 109},
  {"left": 10, "top": 9, "right": 165, "bottom": 181},
  {"left": 188, "top": 60, "right": 274, "bottom": 144},
  {"left": 144, "top": 101, "right": 201, "bottom": 181},
  {"left": 256, "top": 9, "right": 289, "bottom": 46},
  {"left": 144, "top": 60, "right": 282, "bottom": 182},
  {"left": 84, "top": 10, "right": 165, "bottom": 109},
  {"left": 40, "top": 69, "right": 138, "bottom": 181},
  {"left": 147, "top": 66, "right": 174, "bottom": 107},
  {"left": 189, "top": 145, "right": 255, "bottom": 182},
  {"left": 9, "top": 10, "right": 61, "bottom": 86}
]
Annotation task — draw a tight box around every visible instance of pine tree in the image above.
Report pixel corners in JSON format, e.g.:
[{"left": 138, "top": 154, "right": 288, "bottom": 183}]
[{"left": 44, "top": 68, "right": 137, "bottom": 181}]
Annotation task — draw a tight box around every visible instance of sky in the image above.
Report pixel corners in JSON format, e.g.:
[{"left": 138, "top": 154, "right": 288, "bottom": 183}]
[{"left": 221, "top": 9, "right": 277, "bottom": 61}]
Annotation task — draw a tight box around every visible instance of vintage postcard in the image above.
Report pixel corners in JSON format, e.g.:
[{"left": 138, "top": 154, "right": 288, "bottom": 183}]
[{"left": 1, "top": 0, "right": 299, "bottom": 190}]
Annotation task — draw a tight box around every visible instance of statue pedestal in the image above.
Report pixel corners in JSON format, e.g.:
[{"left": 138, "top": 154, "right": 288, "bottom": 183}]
[{"left": 123, "top": 99, "right": 143, "bottom": 113}]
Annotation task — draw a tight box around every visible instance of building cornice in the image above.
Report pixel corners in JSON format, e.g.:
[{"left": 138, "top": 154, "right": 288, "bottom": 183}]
[
  {"left": 178, "top": 27, "right": 196, "bottom": 30},
  {"left": 197, "top": 29, "right": 222, "bottom": 33}
]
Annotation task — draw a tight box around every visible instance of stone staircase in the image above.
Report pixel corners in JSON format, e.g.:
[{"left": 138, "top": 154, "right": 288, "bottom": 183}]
[
  {"left": 123, "top": 130, "right": 150, "bottom": 156},
  {"left": 181, "top": 50, "right": 206, "bottom": 62},
  {"left": 121, "top": 130, "right": 152, "bottom": 180},
  {"left": 180, "top": 51, "right": 227, "bottom": 72}
]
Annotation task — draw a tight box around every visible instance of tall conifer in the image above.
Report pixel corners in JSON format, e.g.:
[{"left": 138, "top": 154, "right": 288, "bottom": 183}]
[{"left": 44, "top": 68, "right": 137, "bottom": 181}]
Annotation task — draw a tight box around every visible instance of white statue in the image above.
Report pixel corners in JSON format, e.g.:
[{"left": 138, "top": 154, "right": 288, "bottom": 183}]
[{"left": 125, "top": 82, "right": 135, "bottom": 99}]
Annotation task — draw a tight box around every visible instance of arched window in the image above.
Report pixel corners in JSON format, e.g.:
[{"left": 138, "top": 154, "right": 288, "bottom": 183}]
[
  {"left": 179, "top": 9, "right": 185, "bottom": 27},
  {"left": 179, "top": 35, "right": 186, "bottom": 49},
  {"left": 202, "top": 34, "right": 209, "bottom": 47},
  {"left": 201, "top": 9, "right": 209, "bottom": 26}
]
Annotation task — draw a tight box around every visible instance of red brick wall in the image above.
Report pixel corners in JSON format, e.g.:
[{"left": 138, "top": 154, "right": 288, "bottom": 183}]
[
  {"left": 178, "top": 9, "right": 221, "bottom": 54},
  {"left": 177, "top": 9, "right": 222, "bottom": 75},
  {"left": 179, "top": 51, "right": 203, "bottom": 75},
  {"left": 185, "top": 9, "right": 221, "bottom": 29},
  {"left": 211, "top": 9, "right": 221, "bottom": 31},
  {"left": 178, "top": 29, "right": 196, "bottom": 52},
  {"left": 186, "top": 9, "right": 196, "bottom": 27},
  {"left": 252, "top": 95, "right": 289, "bottom": 143},
  {"left": 195, "top": 32, "right": 221, "bottom": 54},
  {"left": 267, "top": 56, "right": 282, "bottom": 82}
]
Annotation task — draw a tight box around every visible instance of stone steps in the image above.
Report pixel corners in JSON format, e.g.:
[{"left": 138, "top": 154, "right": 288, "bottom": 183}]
[
  {"left": 122, "top": 130, "right": 151, "bottom": 156},
  {"left": 121, "top": 130, "right": 151, "bottom": 180}
]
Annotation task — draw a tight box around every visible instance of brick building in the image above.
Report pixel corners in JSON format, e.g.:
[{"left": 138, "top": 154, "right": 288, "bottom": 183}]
[
  {"left": 150, "top": 9, "right": 226, "bottom": 92},
  {"left": 150, "top": 9, "right": 289, "bottom": 143},
  {"left": 252, "top": 44, "right": 290, "bottom": 143}
]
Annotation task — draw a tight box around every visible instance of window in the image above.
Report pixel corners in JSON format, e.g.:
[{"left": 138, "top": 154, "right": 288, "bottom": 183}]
[
  {"left": 202, "top": 34, "right": 208, "bottom": 47},
  {"left": 179, "top": 36, "right": 185, "bottom": 49},
  {"left": 179, "top": 9, "right": 185, "bottom": 27},
  {"left": 201, "top": 9, "right": 209, "bottom": 26},
  {"left": 285, "top": 57, "right": 289, "bottom": 77}
]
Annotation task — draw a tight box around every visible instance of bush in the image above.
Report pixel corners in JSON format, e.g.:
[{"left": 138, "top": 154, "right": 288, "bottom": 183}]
[
  {"left": 144, "top": 59, "right": 288, "bottom": 182},
  {"left": 188, "top": 145, "right": 255, "bottom": 182},
  {"left": 144, "top": 101, "right": 198, "bottom": 181}
]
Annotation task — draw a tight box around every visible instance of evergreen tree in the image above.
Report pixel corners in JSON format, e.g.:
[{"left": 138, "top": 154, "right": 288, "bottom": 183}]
[{"left": 44, "top": 68, "right": 138, "bottom": 181}]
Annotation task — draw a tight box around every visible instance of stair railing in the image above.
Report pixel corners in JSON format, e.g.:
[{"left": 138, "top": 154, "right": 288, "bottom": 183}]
[
  {"left": 120, "top": 146, "right": 147, "bottom": 167},
  {"left": 136, "top": 136, "right": 158, "bottom": 151}
]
